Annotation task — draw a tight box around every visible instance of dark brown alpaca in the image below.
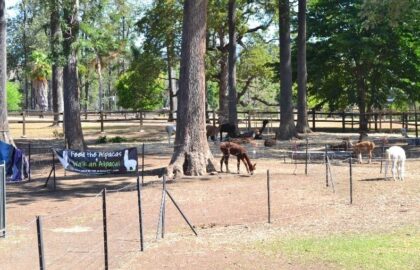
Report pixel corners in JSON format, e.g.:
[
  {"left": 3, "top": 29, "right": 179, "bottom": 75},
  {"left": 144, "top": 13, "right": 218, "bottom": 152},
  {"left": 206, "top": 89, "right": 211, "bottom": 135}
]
[
  {"left": 220, "top": 142, "right": 256, "bottom": 175},
  {"left": 254, "top": 120, "right": 269, "bottom": 139}
]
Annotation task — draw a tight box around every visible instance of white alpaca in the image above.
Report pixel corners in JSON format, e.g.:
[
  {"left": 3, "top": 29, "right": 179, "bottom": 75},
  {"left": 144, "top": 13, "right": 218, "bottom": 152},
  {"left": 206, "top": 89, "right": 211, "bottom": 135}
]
[
  {"left": 165, "top": 125, "right": 176, "bottom": 144},
  {"left": 385, "top": 146, "right": 406, "bottom": 180},
  {"left": 124, "top": 150, "right": 137, "bottom": 172}
]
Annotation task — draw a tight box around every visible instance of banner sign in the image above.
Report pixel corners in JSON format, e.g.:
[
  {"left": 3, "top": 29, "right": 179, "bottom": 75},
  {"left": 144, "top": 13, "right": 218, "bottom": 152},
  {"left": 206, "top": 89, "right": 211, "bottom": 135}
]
[{"left": 53, "top": 148, "right": 138, "bottom": 175}]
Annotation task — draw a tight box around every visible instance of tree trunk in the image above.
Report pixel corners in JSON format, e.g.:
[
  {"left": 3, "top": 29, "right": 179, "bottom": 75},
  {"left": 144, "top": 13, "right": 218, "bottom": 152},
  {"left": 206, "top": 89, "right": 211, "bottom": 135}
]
[
  {"left": 167, "top": 45, "right": 175, "bottom": 122},
  {"left": 218, "top": 36, "right": 229, "bottom": 124},
  {"left": 63, "top": 0, "right": 85, "bottom": 150},
  {"left": 167, "top": 0, "right": 216, "bottom": 178},
  {"left": 32, "top": 78, "right": 48, "bottom": 111},
  {"left": 228, "top": 0, "right": 238, "bottom": 129},
  {"left": 108, "top": 65, "right": 112, "bottom": 110},
  {"left": 96, "top": 54, "right": 103, "bottom": 112},
  {"left": 277, "top": 0, "right": 296, "bottom": 140},
  {"left": 296, "top": 0, "right": 311, "bottom": 133},
  {"left": 0, "top": 0, "right": 12, "bottom": 144},
  {"left": 50, "top": 3, "right": 63, "bottom": 125}
]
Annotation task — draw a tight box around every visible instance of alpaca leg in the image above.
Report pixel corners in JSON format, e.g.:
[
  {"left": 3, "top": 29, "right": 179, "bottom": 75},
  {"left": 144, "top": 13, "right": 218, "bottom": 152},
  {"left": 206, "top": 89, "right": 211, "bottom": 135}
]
[
  {"left": 225, "top": 155, "right": 230, "bottom": 173},
  {"left": 358, "top": 153, "right": 362, "bottom": 164},
  {"left": 400, "top": 159, "right": 405, "bottom": 180},
  {"left": 385, "top": 158, "right": 389, "bottom": 179},
  {"left": 220, "top": 156, "right": 224, "bottom": 172},
  {"left": 368, "top": 151, "right": 372, "bottom": 164},
  {"left": 237, "top": 156, "right": 241, "bottom": 174},
  {"left": 242, "top": 158, "right": 250, "bottom": 174},
  {"left": 391, "top": 160, "right": 397, "bottom": 180}
]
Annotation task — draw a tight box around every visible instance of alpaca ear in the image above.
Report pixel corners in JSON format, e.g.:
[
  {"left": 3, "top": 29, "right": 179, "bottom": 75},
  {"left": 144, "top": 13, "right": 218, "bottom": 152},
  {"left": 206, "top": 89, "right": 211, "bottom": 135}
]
[{"left": 253, "top": 163, "right": 257, "bottom": 168}]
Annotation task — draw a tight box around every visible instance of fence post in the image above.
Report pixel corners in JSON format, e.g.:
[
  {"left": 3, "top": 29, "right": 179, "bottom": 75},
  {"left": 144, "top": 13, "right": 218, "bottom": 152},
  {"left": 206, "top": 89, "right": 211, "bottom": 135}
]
[
  {"left": 22, "top": 111, "right": 26, "bottom": 138},
  {"left": 100, "top": 111, "right": 104, "bottom": 133},
  {"left": 312, "top": 109, "right": 316, "bottom": 131},
  {"left": 36, "top": 216, "right": 46, "bottom": 270},
  {"left": 140, "top": 111, "right": 144, "bottom": 131},
  {"left": 136, "top": 177, "right": 144, "bottom": 251},
  {"left": 267, "top": 170, "right": 271, "bottom": 224},
  {"left": 390, "top": 113, "right": 393, "bottom": 133},
  {"left": 415, "top": 110, "right": 418, "bottom": 138},
  {"left": 248, "top": 111, "right": 251, "bottom": 130},
  {"left": 325, "top": 145, "right": 329, "bottom": 187},
  {"left": 342, "top": 112, "right": 346, "bottom": 132},
  {"left": 349, "top": 157, "right": 353, "bottom": 204},
  {"left": 102, "top": 189, "right": 109, "bottom": 270},
  {"left": 28, "top": 143, "right": 31, "bottom": 182},
  {"left": 212, "top": 109, "right": 216, "bottom": 127},
  {"left": 379, "top": 113, "right": 382, "bottom": 132},
  {"left": 141, "top": 144, "right": 145, "bottom": 185},
  {"left": 374, "top": 113, "right": 378, "bottom": 131},
  {"left": 305, "top": 138, "right": 308, "bottom": 175},
  {"left": 351, "top": 113, "right": 354, "bottom": 131}
]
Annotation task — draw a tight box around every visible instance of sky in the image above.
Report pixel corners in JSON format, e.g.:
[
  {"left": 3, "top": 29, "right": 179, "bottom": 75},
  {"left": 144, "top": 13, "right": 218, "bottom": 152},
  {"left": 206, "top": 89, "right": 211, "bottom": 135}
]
[{"left": 5, "top": 0, "right": 19, "bottom": 18}]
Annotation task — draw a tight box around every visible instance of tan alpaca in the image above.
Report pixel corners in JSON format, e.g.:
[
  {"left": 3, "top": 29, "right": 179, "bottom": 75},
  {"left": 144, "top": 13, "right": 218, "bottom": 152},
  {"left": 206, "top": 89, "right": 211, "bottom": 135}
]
[
  {"left": 351, "top": 141, "right": 375, "bottom": 163},
  {"left": 206, "top": 125, "right": 219, "bottom": 141},
  {"left": 220, "top": 142, "right": 256, "bottom": 175}
]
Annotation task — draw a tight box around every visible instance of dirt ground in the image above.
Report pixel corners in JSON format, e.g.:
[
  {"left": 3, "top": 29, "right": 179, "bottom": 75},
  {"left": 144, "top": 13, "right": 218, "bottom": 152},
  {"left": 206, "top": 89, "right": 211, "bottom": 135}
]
[{"left": 1, "top": 128, "right": 419, "bottom": 270}]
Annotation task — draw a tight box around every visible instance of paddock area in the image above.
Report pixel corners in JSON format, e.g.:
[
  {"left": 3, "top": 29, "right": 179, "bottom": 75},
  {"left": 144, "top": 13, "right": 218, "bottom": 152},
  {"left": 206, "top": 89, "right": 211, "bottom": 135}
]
[{"left": 1, "top": 129, "right": 419, "bottom": 270}]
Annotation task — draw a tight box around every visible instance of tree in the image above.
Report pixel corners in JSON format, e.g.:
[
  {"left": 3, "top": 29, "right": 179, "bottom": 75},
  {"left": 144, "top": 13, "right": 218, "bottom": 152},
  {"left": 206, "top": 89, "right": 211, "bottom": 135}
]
[
  {"left": 29, "top": 51, "right": 50, "bottom": 111},
  {"left": 116, "top": 49, "right": 165, "bottom": 110},
  {"left": 167, "top": 0, "right": 216, "bottom": 178},
  {"left": 6, "top": 82, "right": 23, "bottom": 111},
  {"left": 307, "top": 0, "right": 419, "bottom": 130},
  {"left": 228, "top": 0, "right": 238, "bottom": 129},
  {"left": 0, "top": 0, "right": 12, "bottom": 143},
  {"left": 277, "top": 0, "right": 296, "bottom": 140},
  {"left": 62, "top": 0, "right": 85, "bottom": 150},
  {"left": 295, "top": 0, "right": 311, "bottom": 133},
  {"left": 49, "top": 0, "right": 63, "bottom": 126}
]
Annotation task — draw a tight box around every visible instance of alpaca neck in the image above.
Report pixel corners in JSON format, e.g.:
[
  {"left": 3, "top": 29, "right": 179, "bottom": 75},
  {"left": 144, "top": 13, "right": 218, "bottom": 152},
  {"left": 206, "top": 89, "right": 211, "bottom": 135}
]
[
  {"left": 242, "top": 153, "right": 253, "bottom": 171},
  {"left": 259, "top": 122, "right": 268, "bottom": 134}
]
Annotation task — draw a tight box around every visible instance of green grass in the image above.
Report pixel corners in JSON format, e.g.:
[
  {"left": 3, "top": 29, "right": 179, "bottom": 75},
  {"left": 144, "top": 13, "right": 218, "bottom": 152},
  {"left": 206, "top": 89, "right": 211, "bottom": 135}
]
[{"left": 256, "top": 228, "right": 420, "bottom": 270}]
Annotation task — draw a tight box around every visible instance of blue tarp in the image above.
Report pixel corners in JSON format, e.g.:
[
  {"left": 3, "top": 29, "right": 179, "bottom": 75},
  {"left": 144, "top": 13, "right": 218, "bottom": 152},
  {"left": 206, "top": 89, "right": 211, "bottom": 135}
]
[{"left": 0, "top": 141, "right": 29, "bottom": 182}]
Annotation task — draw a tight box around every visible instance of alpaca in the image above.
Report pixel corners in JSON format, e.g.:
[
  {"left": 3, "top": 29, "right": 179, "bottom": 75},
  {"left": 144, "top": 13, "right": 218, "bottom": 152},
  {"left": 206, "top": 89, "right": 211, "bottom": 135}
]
[
  {"left": 385, "top": 146, "right": 406, "bottom": 180},
  {"left": 230, "top": 137, "right": 256, "bottom": 146},
  {"left": 165, "top": 125, "right": 176, "bottom": 144},
  {"left": 124, "top": 150, "right": 137, "bottom": 172},
  {"left": 264, "top": 138, "right": 276, "bottom": 147},
  {"left": 330, "top": 138, "right": 351, "bottom": 151},
  {"left": 220, "top": 142, "right": 256, "bottom": 175},
  {"left": 350, "top": 141, "right": 375, "bottom": 164},
  {"left": 358, "top": 131, "right": 369, "bottom": 142},
  {"left": 219, "top": 123, "right": 237, "bottom": 141},
  {"left": 254, "top": 120, "right": 269, "bottom": 139},
  {"left": 206, "top": 125, "right": 219, "bottom": 141}
]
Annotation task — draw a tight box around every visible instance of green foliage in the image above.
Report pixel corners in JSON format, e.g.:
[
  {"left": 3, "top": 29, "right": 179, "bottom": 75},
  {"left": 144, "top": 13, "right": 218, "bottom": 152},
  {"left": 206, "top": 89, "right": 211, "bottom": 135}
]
[
  {"left": 95, "top": 136, "right": 108, "bottom": 144},
  {"left": 256, "top": 227, "right": 420, "bottom": 270},
  {"left": 29, "top": 50, "right": 51, "bottom": 80},
  {"left": 306, "top": 0, "right": 419, "bottom": 111},
  {"left": 95, "top": 135, "right": 128, "bottom": 144},
  {"left": 116, "top": 50, "right": 165, "bottom": 110},
  {"left": 6, "top": 82, "right": 22, "bottom": 111}
]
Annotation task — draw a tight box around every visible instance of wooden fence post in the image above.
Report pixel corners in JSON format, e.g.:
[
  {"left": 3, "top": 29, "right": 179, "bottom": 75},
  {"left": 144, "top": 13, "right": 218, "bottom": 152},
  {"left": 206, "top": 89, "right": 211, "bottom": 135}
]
[
  {"left": 342, "top": 112, "right": 346, "bottom": 132},
  {"left": 415, "top": 110, "right": 418, "bottom": 138},
  {"left": 21, "top": 111, "right": 26, "bottom": 138},
  {"left": 312, "top": 109, "right": 316, "bottom": 131},
  {"left": 212, "top": 109, "right": 216, "bottom": 127},
  {"left": 390, "top": 113, "right": 393, "bottom": 133},
  {"left": 374, "top": 113, "right": 378, "bottom": 131},
  {"left": 100, "top": 111, "right": 104, "bottom": 133}
]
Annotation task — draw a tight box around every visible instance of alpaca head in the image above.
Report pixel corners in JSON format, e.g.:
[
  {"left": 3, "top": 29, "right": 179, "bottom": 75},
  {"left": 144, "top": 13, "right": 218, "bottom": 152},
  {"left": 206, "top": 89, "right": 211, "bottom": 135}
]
[
  {"left": 250, "top": 163, "right": 257, "bottom": 175},
  {"left": 263, "top": 120, "right": 269, "bottom": 126}
]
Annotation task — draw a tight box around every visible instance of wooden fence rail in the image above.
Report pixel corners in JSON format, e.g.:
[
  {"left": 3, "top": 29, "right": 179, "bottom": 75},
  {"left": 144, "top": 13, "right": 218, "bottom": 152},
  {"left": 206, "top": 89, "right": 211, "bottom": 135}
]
[{"left": 7, "top": 109, "right": 419, "bottom": 138}]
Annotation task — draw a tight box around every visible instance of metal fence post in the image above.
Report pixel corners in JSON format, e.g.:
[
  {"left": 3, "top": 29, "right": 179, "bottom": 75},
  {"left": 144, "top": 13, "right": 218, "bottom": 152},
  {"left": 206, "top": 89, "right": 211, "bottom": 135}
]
[
  {"left": 136, "top": 177, "right": 144, "bottom": 251},
  {"left": 102, "top": 189, "right": 109, "bottom": 270},
  {"left": 349, "top": 157, "right": 353, "bottom": 204},
  {"left": 22, "top": 111, "right": 26, "bottom": 138},
  {"left": 36, "top": 216, "right": 46, "bottom": 270},
  {"left": 267, "top": 170, "right": 271, "bottom": 223}
]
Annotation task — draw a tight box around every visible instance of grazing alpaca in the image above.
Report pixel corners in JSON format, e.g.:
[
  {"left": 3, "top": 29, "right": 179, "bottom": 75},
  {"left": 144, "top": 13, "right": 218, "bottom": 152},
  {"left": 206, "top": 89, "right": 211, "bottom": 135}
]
[
  {"left": 165, "top": 125, "right": 176, "bottom": 144},
  {"left": 385, "top": 146, "right": 406, "bottom": 180},
  {"left": 350, "top": 141, "right": 375, "bottom": 163},
  {"left": 254, "top": 120, "right": 269, "bottom": 140},
  {"left": 220, "top": 142, "right": 256, "bottom": 175},
  {"left": 124, "top": 150, "right": 137, "bottom": 172},
  {"left": 219, "top": 123, "right": 237, "bottom": 141},
  {"left": 264, "top": 138, "right": 276, "bottom": 147},
  {"left": 330, "top": 138, "right": 351, "bottom": 151},
  {"left": 206, "top": 125, "right": 219, "bottom": 141}
]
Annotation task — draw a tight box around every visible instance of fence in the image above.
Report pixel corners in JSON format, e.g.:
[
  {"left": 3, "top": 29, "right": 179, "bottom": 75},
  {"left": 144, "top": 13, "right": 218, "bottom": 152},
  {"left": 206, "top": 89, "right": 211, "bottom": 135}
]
[
  {"left": 8, "top": 109, "right": 420, "bottom": 137},
  {"left": 1, "top": 137, "right": 419, "bottom": 269},
  {"left": 0, "top": 162, "right": 5, "bottom": 238}
]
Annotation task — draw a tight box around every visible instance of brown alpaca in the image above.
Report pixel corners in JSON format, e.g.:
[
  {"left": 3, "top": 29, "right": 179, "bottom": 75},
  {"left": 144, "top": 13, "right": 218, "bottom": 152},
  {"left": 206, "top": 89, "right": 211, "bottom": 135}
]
[
  {"left": 350, "top": 141, "right": 376, "bottom": 163},
  {"left": 220, "top": 142, "right": 256, "bottom": 175},
  {"left": 206, "top": 125, "right": 219, "bottom": 141},
  {"left": 230, "top": 137, "right": 256, "bottom": 145}
]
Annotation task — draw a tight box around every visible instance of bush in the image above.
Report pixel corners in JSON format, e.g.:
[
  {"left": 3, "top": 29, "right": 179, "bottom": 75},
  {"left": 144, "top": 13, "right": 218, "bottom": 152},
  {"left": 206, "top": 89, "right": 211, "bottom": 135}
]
[{"left": 7, "top": 82, "right": 22, "bottom": 111}]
